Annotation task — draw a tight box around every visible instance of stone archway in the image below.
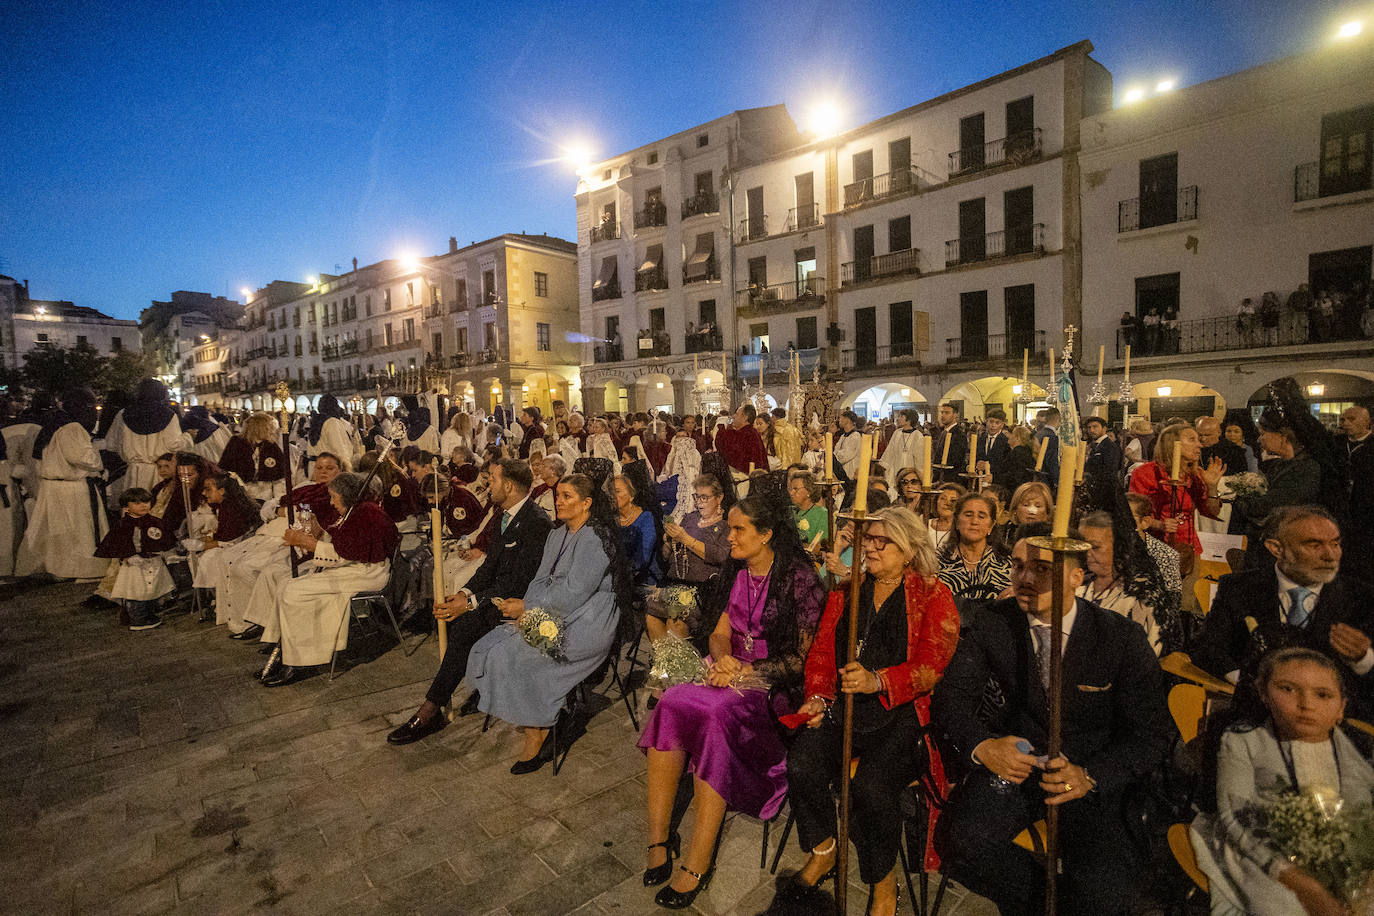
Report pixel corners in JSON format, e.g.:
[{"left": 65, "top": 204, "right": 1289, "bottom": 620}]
[
  {"left": 940, "top": 377, "right": 1052, "bottom": 424},
  {"left": 1247, "top": 369, "right": 1374, "bottom": 423},
  {"left": 1131, "top": 378, "right": 1226, "bottom": 423},
  {"left": 840, "top": 382, "right": 931, "bottom": 421}
]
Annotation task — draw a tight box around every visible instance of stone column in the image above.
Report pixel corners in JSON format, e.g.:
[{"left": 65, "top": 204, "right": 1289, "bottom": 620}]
[
  {"left": 582, "top": 385, "right": 605, "bottom": 416},
  {"left": 672, "top": 379, "right": 691, "bottom": 415}
]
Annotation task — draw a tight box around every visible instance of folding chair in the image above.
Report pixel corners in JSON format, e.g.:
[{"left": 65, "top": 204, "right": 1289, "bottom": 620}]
[
  {"left": 1167, "top": 823, "right": 1208, "bottom": 895},
  {"left": 329, "top": 547, "right": 416, "bottom": 680}
]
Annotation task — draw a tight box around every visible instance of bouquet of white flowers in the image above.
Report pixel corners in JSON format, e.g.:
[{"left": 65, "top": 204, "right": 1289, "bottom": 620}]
[
  {"left": 1224, "top": 471, "right": 1269, "bottom": 502},
  {"left": 1247, "top": 785, "right": 1374, "bottom": 905},
  {"left": 517, "top": 607, "right": 567, "bottom": 660}
]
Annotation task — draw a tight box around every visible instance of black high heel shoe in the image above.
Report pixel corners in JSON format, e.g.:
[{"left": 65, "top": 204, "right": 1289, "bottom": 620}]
[
  {"left": 642, "top": 833, "right": 680, "bottom": 886},
  {"left": 779, "top": 864, "right": 836, "bottom": 899},
  {"left": 654, "top": 864, "right": 713, "bottom": 909},
  {"left": 509, "top": 730, "right": 556, "bottom": 775}
]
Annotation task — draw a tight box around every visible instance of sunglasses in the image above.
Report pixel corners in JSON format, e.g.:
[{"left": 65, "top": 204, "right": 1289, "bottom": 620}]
[
  {"left": 900, "top": 477, "right": 921, "bottom": 486},
  {"left": 861, "top": 534, "right": 895, "bottom": 550}
]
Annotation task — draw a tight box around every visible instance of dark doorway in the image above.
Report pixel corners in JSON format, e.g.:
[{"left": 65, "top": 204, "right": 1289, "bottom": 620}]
[
  {"left": 853, "top": 225, "right": 875, "bottom": 282},
  {"left": 1003, "top": 186, "right": 1035, "bottom": 255},
  {"left": 959, "top": 113, "right": 985, "bottom": 170},
  {"left": 959, "top": 198, "right": 986, "bottom": 262},
  {"left": 890, "top": 301, "right": 913, "bottom": 358},
  {"left": 1004, "top": 284, "right": 1036, "bottom": 356},
  {"left": 853, "top": 149, "right": 874, "bottom": 184},
  {"left": 747, "top": 256, "right": 768, "bottom": 289},
  {"left": 890, "top": 137, "right": 912, "bottom": 191},
  {"left": 1139, "top": 153, "right": 1179, "bottom": 229},
  {"left": 1006, "top": 96, "right": 1034, "bottom": 137},
  {"left": 1319, "top": 105, "right": 1374, "bottom": 198},
  {"left": 796, "top": 316, "right": 818, "bottom": 350},
  {"left": 746, "top": 186, "right": 765, "bottom": 239},
  {"left": 1309, "top": 246, "right": 1372, "bottom": 297},
  {"left": 960, "top": 291, "right": 989, "bottom": 360},
  {"left": 855, "top": 307, "right": 877, "bottom": 368}
]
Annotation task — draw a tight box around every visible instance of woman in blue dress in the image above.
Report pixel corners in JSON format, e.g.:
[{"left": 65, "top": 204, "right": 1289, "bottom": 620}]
[
  {"left": 467, "top": 469, "right": 636, "bottom": 773},
  {"left": 614, "top": 467, "right": 664, "bottom": 588}
]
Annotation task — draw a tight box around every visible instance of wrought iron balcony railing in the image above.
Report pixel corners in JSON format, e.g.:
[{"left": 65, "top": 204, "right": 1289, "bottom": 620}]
[
  {"left": 681, "top": 192, "right": 719, "bottom": 219},
  {"left": 591, "top": 281, "right": 622, "bottom": 302},
  {"left": 948, "top": 128, "right": 1043, "bottom": 175},
  {"left": 589, "top": 221, "right": 620, "bottom": 244},
  {"left": 635, "top": 201, "right": 667, "bottom": 230},
  {"left": 1293, "top": 160, "right": 1374, "bottom": 202},
  {"left": 1118, "top": 186, "right": 1199, "bottom": 232},
  {"left": 635, "top": 266, "right": 668, "bottom": 293},
  {"left": 787, "top": 203, "right": 821, "bottom": 231},
  {"left": 945, "top": 223, "right": 1045, "bottom": 267},
  {"left": 842, "top": 342, "right": 924, "bottom": 371},
  {"left": 841, "top": 248, "right": 921, "bottom": 286},
  {"left": 734, "top": 277, "right": 826, "bottom": 317},
  {"left": 738, "top": 215, "right": 769, "bottom": 242},
  {"left": 945, "top": 330, "right": 1046, "bottom": 363},
  {"left": 843, "top": 166, "right": 919, "bottom": 208}
]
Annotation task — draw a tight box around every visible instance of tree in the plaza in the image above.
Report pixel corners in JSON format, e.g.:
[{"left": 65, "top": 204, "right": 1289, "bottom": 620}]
[
  {"left": 21, "top": 342, "right": 109, "bottom": 395},
  {"left": 104, "top": 349, "right": 160, "bottom": 396}
]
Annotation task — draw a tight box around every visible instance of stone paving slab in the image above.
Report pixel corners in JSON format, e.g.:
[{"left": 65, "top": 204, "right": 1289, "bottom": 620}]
[{"left": 0, "top": 579, "right": 998, "bottom": 915}]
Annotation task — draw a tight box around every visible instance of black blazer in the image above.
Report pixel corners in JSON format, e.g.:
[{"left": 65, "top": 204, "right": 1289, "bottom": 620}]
[
  {"left": 464, "top": 495, "right": 554, "bottom": 615},
  {"left": 1190, "top": 567, "right": 1374, "bottom": 705},
  {"left": 933, "top": 425, "right": 968, "bottom": 484},
  {"left": 978, "top": 431, "right": 1012, "bottom": 483},
  {"left": 931, "top": 597, "right": 1169, "bottom": 796},
  {"left": 1083, "top": 436, "right": 1123, "bottom": 511}
]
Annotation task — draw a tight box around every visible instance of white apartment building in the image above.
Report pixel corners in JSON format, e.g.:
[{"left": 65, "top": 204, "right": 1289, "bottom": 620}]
[
  {"left": 574, "top": 43, "right": 1110, "bottom": 421},
  {"left": 0, "top": 275, "right": 139, "bottom": 369},
  {"left": 575, "top": 107, "right": 805, "bottom": 415},
  {"left": 729, "top": 41, "right": 1110, "bottom": 421},
  {"left": 1079, "top": 32, "right": 1374, "bottom": 423},
  {"left": 222, "top": 234, "right": 579, "bottom": 417}
]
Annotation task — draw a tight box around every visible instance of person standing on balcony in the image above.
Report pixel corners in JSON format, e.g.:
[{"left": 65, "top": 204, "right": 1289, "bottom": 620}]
[{"left": 1286, "top": 283, "right": 1313, "bottom": 342}]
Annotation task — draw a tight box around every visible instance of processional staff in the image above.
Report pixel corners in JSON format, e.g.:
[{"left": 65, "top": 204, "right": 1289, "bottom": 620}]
[
  {"left": 835, "top": 433, "right": 874, "bottom": 916},
  {"left": 430, "top": 458, "right": 447, "bottom": 661},
  {"left": 274, "top": 382, "right": 300, "bottom": 578}
]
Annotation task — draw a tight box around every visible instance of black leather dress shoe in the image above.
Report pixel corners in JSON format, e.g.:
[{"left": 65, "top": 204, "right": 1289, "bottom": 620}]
[
  {"left": 386, "top": 714, "right": 446, "bottom": 745},
  {"left": 229, "top": 624, "right": 265, "bottom": 641},
  {"left": 262, "top": 665, "right": 303, "bottom": 687}
]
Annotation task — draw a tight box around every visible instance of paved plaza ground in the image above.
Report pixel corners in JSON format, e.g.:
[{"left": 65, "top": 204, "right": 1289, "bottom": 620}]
[{"left": 0, "top": 579, "right": 1003, "bottom": 915}]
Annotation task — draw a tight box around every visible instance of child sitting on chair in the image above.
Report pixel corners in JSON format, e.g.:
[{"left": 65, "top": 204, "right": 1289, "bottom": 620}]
[{"left": 96, "top": 487, "right": 176, "bottom": 631}]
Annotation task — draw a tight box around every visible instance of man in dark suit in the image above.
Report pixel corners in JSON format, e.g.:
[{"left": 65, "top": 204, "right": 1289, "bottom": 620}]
[
  {"left": 977, "top": 408, "right": 1012, "bottom": 488},
  {"left": 1190, "top": 504, "right": 1374, "bottom": 714},
  {"left": 1081, "top": 415, "right": 1123, "bottom": 512},
  {"left": 932, "top": 524, "right": 1169, "bottom": 916},
  {"left": 1033, "top": 407, "right": 1061, "bottom": 483},
  {"left": 932, "top": 403, "right": 968, "bottom": 484},
  {"left": 1196, "top": 416, "right": 1247, "bottom": 476},
  {"left": 386, "top": 458, "right": 554, "bottom": 744},
  {"left": 1338, "top": 406, "right": 1373, "bottom": 583}
]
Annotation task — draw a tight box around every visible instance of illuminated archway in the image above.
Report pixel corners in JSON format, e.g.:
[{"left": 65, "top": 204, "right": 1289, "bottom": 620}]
[
  {"left": 1247, "top": 369, "right": 1374, "bottom": 423},
  {"left": 841, "top": 382, "right": 930, "bottom": 421},
  {"left": 1131, "top": 378, "right": 1226, "bottom": 423},
  {"left": 941, "top": 377, "right": 1050, "bottom": 424}
]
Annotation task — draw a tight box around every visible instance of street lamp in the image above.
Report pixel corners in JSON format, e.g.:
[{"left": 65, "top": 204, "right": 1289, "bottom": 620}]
[{"left": 1338, "top": 20, "right": 1363, "bottom": 38}]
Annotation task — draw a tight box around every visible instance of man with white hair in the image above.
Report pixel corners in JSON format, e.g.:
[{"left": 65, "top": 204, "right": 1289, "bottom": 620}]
[{"left": 1191, "top": 504, "right": 1374, "bottom": 712}]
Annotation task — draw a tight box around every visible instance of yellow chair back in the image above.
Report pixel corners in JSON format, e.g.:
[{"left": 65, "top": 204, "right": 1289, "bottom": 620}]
[
  {"left": 1193, "top": 578, "right": 1215, "bottom": 616},
  {"left": 1168, "top": 823, "right": 1209, "bottom": 892},
  {"left": 1168, "top": 684, "right": 1207, "bottom": 743},
  {"left": 1012, "top": 819, "right": 1048, "bottom": 855}
]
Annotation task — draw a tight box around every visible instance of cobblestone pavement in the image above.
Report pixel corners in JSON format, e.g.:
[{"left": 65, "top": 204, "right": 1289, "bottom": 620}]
[{"left": 0, "top": 580, "right": 999, "bottom": 915}]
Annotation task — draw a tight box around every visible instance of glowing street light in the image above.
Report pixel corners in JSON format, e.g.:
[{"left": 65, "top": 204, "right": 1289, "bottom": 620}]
[
  {"left": 805, "top": 99, "right": 844, "bottom": 139},
  {"left": 562, "top": 143, "right": 594, "bottom": 173},
  {"left": 306, "top": 275, "right": 317, "bottom": 288},
  {"left": 1338, "top": 20, "right": 1363, "bottom": 38},
  {"left": 1123, "top": 87, "right": 1145, "bottom": 104},
  {"left": 1156, "top": 385, "right": 1172, "bottom": 397},
  {"left": 1308, "top": 382, "right": 1326, "bottom": 397},
  {"left": 1155, "top": 79, "right": 1176, "bottom": 93},
  {"left": 240, "top": 287, "right": 252, "bottom": 299}
]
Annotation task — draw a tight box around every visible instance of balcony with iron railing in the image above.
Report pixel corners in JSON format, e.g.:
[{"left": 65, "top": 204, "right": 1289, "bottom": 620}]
[
  {"left": 735, "top": 277, "right": 826, "bottom": 318},
  {"left": 589, "top": 221, "right": 621, "bottom": 244},
  {"left": 593, "top": 344, "right": 625, "bottom": 364},
  {"left": 424, "top": 304, "right": 446, "bottom": 319},
  {"left": 944, "top": 223, "right": 1045, "bottom": 267},
  {"left": 948, "top": 128, "right": 1043, "bottom": 175},
  {"left": 739, "top": 347, "right": 823, "bottom": 379},
  {"left": 1294, "top": 160, "right": 1374, "bottom": 203},
  {"left": 1116, "top": 306, "right": 1374, "bottom": 359},
  {"left": 682, "top": 256, "right": 719, "bottom": 285},
  {"left": 634, "top": 201, "right": 667, "bottom": 230},
  {"left": 1118, "top": 186, "right": 1199, "bottom": 233},
  {"left": 635, "top": 266, "right": 668, "bottom": 293},
  {"left": 638, "top": 336, "right": 672, "bottom": 359},
  {"left": 321, "top": 345, "right": 341, "bottom": 362},
  {"left": 684, "top": 330, "right": 723, "bottom": 353},
  {"left": 843, "top": 166, "right": 920, "bottom": 208},
  {"left": 591, "top": 280, "right": 623, "bottom": 302},
  {"left": 681, "top": 192, "right": 719, "bottom": 220},
  {"left": 945, "top": 330, "right": 1046, "bottom": 364},
  {"left": 842, "top": 342, "right": 924, "bottom": 372},
  {"left": 449, "top": 299, "right": 468, "bottom": 313},
  {"left": 841, "top": 248, "right": 921, "bottom": 286},
  {"left": 788, "top": 203, "right": 821, "bottom": 232},
  {"left": 738, "top": 215, "right": 769, "bottom": 242}
]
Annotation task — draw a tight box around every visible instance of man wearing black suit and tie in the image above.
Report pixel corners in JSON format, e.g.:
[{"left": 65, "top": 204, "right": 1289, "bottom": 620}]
[
  {"left": 977, "top": 408, "right": 1012, "bottom": 488},
  {"left": 1081, "top": 415, "right": 1122, "bottom": 512},
  {"left": 932, "top": 524, "right": 1169, "bottom": 916},
  {"left": 387, "top": 458, "right": 554, "bottom": 744},
  {"left": 932, "top": 403, "right": 968, "bottom": 484},
  {"left": 1190, "top": 504, "right": 1374, "bottom": 714}
]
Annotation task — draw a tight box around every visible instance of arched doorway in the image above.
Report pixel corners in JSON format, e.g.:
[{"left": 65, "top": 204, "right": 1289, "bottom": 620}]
[
  {"left": 841, "top": 382, "right": 930, "bottom": 421},
  {"left": 1247, "top": 370, "right": 1374, "bottom": 425},
  {"left": 941, "top": 377, "right": 1051, "bottom": 425},
  {"left": 1131, "top": 378, "right": 1225, "bottom": 424}
]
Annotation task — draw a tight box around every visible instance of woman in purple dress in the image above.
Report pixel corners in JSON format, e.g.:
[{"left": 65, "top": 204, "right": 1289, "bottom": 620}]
[{"left": 638, "top": 492, "right": 825, "bottom": 908}]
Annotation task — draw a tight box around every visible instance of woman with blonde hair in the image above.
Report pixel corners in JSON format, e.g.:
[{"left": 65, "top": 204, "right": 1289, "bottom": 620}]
[
  {"left": 440, "top": 411, "right": 473, "bottom": 461},
  {"left": 217, "top": 412, "right": 287, "bottom": 502},
  {"left": 785, "top": 506, "right": 960, "bottom": 914},
  {"left": 1129, "top": 422, "right": 1223, "bottom": 580},
  {"left": 995, "top": 481, "right": 1054, "bottom": 546}
]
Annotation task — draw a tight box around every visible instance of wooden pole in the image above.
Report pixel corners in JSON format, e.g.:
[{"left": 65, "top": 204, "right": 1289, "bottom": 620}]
[
  {"left": 836, "top": 434, "right": 873, "bottom": 916},
  {"left": 430, "top": 458, "right": 447, "bottom": 661},
  {"left": 279, "top": 406, "right": 300, "bottom": 578},
  {"left": 1045, "top": 548, "right": 1066, "bottom": 916}
]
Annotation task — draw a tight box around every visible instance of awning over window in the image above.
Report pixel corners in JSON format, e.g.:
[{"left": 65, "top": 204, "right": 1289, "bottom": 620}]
[
  {"left": 685, "top": 233, "right": 715, "bottom": 280},
  {"left": 638, "top": 245, "right": 663, "bottom": 273},
  {"left": 592, "top": 256, "right": 618, "bottom": 290}
]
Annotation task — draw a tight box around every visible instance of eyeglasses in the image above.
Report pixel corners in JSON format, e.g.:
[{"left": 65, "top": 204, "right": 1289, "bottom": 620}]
[
  {"left": 692, "top": 492, "right": 719, "bottom": 501},
  {"left": 900, "top": 478, "right": 921, "bottom": 487},
  {"left": 861, "top": 534, "right": 895, "bottom": 550}
]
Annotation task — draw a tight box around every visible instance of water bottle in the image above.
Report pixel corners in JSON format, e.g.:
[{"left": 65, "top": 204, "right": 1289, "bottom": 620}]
[{"left": 988, "top": 739, "right": 1036, "bottom": 794}]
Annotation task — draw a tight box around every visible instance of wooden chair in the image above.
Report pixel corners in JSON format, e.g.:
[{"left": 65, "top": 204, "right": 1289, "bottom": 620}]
[
  {"left": 1193, "top": 578, "right": 1215, "bottom": 616},
  {"left": 1013, "top": 819, "right": 1048, "bottom": 856},
  {"left": 1346, "top": 718, "right": 1374, "bottom": 738},
  {"left": 1168, "top": 823, "right": 1209, "bottom": 893},
  {"left": 1168, "top": 684, "right": 1207, "bottom": 744},
  {"left": 1195, "top": 558, "right": 1230, "bottom": 582},
  {"left": 1160, "top": 652, "right": 1235, "bottom": 696}
]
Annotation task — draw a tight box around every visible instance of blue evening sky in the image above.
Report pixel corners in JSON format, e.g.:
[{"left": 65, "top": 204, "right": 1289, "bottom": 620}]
[{"left": 0, "top": 0, "right": 1358, "bottom": 319}]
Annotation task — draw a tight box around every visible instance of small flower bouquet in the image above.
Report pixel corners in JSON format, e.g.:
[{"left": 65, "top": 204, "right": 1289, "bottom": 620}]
[
  {"left": 1223, "top": 471, "right": 1268, "bottom": 502},
  {"left": 651, "top": 584, "right": 698, "bottom": 622},
  {"left": 648, "top": 634, "right": 708, "bottom": 689},
  {"left": 517, "top": 607, "right": 567, "bottom": 661},
  {"left": 1246, "top": 785, "right": 1374, "bottom": 905}
]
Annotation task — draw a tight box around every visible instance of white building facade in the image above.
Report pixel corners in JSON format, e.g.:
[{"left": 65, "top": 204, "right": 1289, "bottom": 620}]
[
  {"left": 1, "top": 275, "right": 139, "bottom": 370},
  {"left": 1079, "top": 33, "right": 1374, "bottom": 423}
]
